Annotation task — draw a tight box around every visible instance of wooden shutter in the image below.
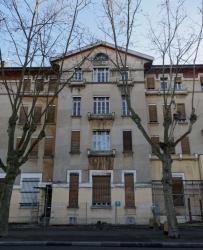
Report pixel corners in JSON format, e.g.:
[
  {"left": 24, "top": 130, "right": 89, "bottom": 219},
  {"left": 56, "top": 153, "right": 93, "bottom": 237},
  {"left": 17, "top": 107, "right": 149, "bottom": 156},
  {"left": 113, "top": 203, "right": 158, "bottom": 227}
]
[
  {"left": 69, "top": 173, "right": 79, "bottom": 208},
  {"left": 44, "top": 138, "right": 54, "bottom": 157},
  {"left": 46, "top": 106, "right": 56, "bottom": 123},
  {"left": 19, "top": 106, "right": 28, "bottom": 124},
  {"left": 149, "top": 105, "right": 158, "bottom": 122},
  {"left": 181, "top": 137, "right": 190, "bottom": 154},
  {"left": 146, "top": 77, "right": 155, "bottom": 89},
  {"left": 177, "top": 103, "right": 186, "bottom": 120},
  {"left": 151, "top": 136, "right": 159, "bottom": 154},
  {"left": 123, "top": 131, "right": 132, "bottom": 152},
  {"left": 71, "top": 131, "right": 80, "bottom": 153},
  {"left": 172, "top": 177, "right": 184, "bottom": 206},
  {"left": 23, "top": 79, "right": 31, "bottom": 92},
  {"left": 92, "top": 175, "right": 111, "bottom": 206},
  {"left": 48, "top": 80, "right": 58, "bottom": 92},
  {"left": 30, "top": 138, "right": 38, "bottom": 158},
  {"left": 33, "top": 106, "right": 42, "bottom": 124},
  {"left": 124, "top": 173, "right": 135, "bottom": 208},
  {"left": 35, "top": 79, "right": 44, "bottom": 91}
]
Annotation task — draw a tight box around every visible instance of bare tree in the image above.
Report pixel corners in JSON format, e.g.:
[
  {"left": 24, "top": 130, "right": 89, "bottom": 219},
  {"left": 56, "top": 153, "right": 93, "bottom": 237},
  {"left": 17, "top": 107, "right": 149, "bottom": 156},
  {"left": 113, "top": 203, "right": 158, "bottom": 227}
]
[
  {"left": 0, "top": 0, "right": 91, "bottom": 236},
  {"left": 101, "top": 0, "right": 203, "bottom": 238}
]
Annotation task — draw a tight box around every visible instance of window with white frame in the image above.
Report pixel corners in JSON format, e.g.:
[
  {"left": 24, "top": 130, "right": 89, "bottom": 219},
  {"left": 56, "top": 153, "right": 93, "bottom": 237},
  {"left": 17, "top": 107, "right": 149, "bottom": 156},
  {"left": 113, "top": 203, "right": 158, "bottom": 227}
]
[
  {"left": 93, "top": 68, "right": 109, "bottom": 82},
  {"left": 160, "top": 77, "right": 168, "bottom": 90},
  {"left": 92, "top": 131, "right": 110, "bottom": 151},
  {"left": 20, "top": 175, "right": 40, "bottom": 207},
  {"left": 122, "top": 96, "right": 130, "bottom": 116},
  {"left": 121, "top": 71, "right": 128, "bottom": 81},
  {"left": 72, "top": 97, "right": 81, "bottom": 116},
  {"left": 93, "top": 97, "right": 110, "bottom": 114},
  {"left": 73, "top": 68, "right": 82, "bottom": 81}
]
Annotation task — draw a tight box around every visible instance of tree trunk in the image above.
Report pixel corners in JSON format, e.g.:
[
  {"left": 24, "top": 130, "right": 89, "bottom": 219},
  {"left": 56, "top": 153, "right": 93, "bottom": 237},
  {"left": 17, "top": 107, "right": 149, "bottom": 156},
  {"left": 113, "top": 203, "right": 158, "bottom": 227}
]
[
  {"left": 0, "top": 170, "right": 17, "bottom": 237},
  {"left": 162, "top": 155, "right": 179, "bottom": 238}
]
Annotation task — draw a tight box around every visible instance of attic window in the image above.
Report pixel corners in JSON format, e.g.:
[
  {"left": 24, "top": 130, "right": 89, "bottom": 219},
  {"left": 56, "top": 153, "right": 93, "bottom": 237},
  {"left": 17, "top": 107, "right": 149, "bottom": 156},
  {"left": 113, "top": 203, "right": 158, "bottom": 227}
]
[{"left": 94, "top": 53, "right": 109, "bottom": 61}]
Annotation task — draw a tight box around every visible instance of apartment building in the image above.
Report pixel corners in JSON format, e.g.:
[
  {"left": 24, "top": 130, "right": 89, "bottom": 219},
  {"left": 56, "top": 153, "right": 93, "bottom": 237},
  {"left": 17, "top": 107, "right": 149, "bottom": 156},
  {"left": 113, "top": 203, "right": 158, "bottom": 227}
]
[{"left": 0, "top": 41, "right": 203, "bottom": 224}]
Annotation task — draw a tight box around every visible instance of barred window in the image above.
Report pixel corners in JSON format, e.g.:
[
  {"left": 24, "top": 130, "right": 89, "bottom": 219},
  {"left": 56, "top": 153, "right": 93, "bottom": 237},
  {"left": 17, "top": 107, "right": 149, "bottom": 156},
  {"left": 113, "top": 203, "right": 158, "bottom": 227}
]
[
  {"left": 124, "top": 173, "right": 135, "bottom": 208},
  {"left": 70, "top": 131, "right": 80, "bottom": 153},
  {"left": 69, "top": 173, "right": 79, "bottom": 208},
  {"left": 123, "top": 131, "right": 132, "bottom": 152}
]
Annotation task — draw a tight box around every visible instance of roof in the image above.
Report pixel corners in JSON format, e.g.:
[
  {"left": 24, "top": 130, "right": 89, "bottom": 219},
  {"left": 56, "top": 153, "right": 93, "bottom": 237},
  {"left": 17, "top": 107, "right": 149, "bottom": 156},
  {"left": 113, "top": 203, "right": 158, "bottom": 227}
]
[{"left": 50, "top": 40, "right": 154, "bottom": 62}]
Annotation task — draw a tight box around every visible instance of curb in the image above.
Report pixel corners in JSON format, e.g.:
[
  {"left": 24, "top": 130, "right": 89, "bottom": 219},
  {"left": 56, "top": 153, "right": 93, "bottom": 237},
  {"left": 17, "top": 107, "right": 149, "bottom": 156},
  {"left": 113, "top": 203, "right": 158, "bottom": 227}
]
[{"left": 0, "top": 241, "right": 203, "bottom": 248}]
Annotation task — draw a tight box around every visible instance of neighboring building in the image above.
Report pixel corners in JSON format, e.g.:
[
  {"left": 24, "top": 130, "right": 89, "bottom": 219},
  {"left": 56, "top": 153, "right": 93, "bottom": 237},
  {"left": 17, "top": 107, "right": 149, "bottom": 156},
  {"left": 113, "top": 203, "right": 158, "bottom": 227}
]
[{"left": 0, "top": 41, "right": 203, "bottom": 224}]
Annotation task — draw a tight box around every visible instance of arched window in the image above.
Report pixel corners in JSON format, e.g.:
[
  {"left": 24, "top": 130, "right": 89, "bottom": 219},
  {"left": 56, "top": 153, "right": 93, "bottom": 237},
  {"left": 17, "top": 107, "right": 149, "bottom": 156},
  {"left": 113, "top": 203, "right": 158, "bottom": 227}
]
[{"left": 94, "top": 53, "right": 109, "bottom": 61}]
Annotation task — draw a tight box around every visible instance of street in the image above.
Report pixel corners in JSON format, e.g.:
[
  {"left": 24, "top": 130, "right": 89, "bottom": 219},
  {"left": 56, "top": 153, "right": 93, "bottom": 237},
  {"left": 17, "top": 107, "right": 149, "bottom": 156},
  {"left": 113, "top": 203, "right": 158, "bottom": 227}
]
[{"left": 0, "top": 247, "right": 191, "bottom": 250}]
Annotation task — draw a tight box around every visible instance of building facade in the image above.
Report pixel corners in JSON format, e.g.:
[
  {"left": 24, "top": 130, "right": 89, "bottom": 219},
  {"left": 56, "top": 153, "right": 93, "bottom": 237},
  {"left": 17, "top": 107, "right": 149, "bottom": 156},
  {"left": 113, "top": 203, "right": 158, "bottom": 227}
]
[{"left": 0, "top": 41, "right": 203, "bottom": 224}]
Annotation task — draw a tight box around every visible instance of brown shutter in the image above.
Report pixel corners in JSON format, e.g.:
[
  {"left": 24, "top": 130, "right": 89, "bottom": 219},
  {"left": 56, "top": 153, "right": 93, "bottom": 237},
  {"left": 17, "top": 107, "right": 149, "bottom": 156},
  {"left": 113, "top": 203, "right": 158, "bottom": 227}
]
[
  {"left": 46, "top": 106, "right": 56, "bottom": 123},
  {"left": 151, "top": 136, "right": 159, "bottom": 154},
  {"left": 48, "top": 79, "right": 58, "bottom": 92},
  {"left": 146, "top": 77, "right": 155, "bottom": 89},
  {"left": 44, "top": 138, "right": 54, "bottom": 158},
  {"left": 92, "top": 175, "right": 111, "bottom": 206},
  {"left": 23, "top": 79, "right": 31, "bottom": 92},
  {"left": 149, "top": 105, "right": 158, "bottom": 122},
  {"left": 69, "top": 173, "right": 79, "bottom": 208},
  {"left": 71, "top": 131, "right": 80, "bottom": 153},
  {"left": 19, "top": 106, "right": 28, "bottom": 124},
  {"left": 181, "top": 137, "right": 190, "bottom": 154},
  {"left": 177, "top": 103, "right": 186, "bottom": 120},
  {"left": 33, "top": 106, "right": 42, "bottom": 124},
  {"left": 35, "top": 79, "right": 44, "bottom": 91},
  {"left": 172, "top": 177, "right": 184, "bottom": 206},
  {"left": 123, "top": 131, "right": 132, "bottom": 152},
  {"left": 30, "top": 138, "right": 38, "bottom": 158},
  {"left": 124, "top": 173, "right": 135, "bottom": 208},
  {"left": 200, "top": 77, "right": 203, "bottom": 84}
]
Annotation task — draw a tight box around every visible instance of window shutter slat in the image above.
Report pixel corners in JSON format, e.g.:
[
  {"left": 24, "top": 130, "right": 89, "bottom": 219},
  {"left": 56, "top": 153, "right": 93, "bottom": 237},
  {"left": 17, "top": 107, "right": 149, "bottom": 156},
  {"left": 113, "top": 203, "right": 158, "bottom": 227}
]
[
  {"left": 71, "top": 131, "right": 80, "bottom": 153},
  {"left": 124, "top": 173, "right": 135, "bottom": 207},
  {"left": 123, "top": 131, "right": 132, "bottom": 152},
  {"left": 181, "top": 137, "right": 190, "bottom": 154},
  {"left": 69, "top": 173, "right": 79, "bottom": 208},
  {"left": 146, "top": 77, "right": 155, "bottom": 89},
  {"left": 149, "top": 105, "right": 157, "bottom": 122}
]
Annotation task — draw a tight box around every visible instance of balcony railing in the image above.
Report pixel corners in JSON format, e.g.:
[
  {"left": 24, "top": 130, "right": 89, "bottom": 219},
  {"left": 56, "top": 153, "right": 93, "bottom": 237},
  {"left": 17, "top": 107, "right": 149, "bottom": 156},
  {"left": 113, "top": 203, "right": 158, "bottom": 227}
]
[
  {"left": 87, "top": 112, "right": 115, "bottom": 121},
  {"left": 87, "top": 149, "right": 116, "bottom": 157},
  {"left": 145, "top": 86, "right": 188, "bottom": 95}
]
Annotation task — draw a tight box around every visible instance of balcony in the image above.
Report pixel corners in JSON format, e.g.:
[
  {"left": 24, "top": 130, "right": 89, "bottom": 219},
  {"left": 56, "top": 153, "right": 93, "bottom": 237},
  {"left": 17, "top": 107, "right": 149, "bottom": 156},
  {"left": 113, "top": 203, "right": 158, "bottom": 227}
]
[
  {"left": 69, "top": 79, "right": 86, "bottom": 87},
  {"left": 87, "top": 149, "right": 116, "bottom": 157},
  {"left": 87, "top": 112, "right": 115, "bottom": 121},
  {"left": 145, "top": 86, "right": 188, "bottom": 95}
]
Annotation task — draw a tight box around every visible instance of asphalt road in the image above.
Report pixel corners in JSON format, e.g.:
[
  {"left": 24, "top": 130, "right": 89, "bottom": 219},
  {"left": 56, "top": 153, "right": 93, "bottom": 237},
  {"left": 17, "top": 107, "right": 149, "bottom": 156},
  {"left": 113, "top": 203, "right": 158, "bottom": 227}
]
[{"left": 0, "top": 247, "right": 193, "bottom": 250}]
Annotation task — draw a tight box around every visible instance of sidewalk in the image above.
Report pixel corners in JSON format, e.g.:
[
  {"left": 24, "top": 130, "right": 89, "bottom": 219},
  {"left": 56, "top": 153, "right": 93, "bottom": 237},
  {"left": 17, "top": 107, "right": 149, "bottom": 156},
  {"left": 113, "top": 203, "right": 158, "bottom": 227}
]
[{"left": 0, "top": 223, "right": 203, "bottom": 247}]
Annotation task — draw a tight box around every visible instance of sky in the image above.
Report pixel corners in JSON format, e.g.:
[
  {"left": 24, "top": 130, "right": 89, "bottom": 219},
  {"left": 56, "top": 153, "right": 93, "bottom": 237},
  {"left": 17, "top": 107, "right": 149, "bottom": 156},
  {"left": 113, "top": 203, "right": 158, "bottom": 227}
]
[{"left": 1, "top": 0, "right": 203, "bottom": 65}]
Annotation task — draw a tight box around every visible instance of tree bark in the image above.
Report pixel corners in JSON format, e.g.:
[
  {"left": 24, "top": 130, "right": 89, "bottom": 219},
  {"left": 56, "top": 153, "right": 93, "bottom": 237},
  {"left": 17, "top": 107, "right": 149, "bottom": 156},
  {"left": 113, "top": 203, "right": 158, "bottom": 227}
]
[
  {"left": 0, "top": 169, "right": 18, "bottom": 237},
  {"left": 162, "top": 155, "right": 179, "bottom": 238}
]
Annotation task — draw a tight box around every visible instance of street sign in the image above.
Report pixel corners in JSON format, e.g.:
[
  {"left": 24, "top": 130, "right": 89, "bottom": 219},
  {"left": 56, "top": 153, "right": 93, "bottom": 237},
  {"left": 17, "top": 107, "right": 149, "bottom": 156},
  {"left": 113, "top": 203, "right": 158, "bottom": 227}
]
[{"left": 115, "top": 200, "right": 121, "bottom": 207}]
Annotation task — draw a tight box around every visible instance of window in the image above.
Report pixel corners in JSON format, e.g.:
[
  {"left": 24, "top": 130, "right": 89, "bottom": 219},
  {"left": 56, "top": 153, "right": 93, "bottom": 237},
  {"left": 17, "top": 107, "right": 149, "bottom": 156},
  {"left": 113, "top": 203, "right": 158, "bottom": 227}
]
[
  {"left": 175, "top": 77, "right": 182, "bottom": 90},
  {"left": 160, "top": 77, "right": 168, "bottom": 90},
  {"left": 181, "top": 137, "right": 190, "bottom": 154},
  {"left": 146, "top": 77, "right": 155, "bottom": 89},
  {"left": 122, "top": 96, "right": 130, "bottom": 116},
  {"left": 33, "top": 106, "right": 42, "bottom": 124},
  {"left": 121, "top": 71, "right": 128, "bottom": 81},
  {"left": 46, "top": 105, "right": 56, "bottom": 123},
  {"left": 148, "top": 105, "right": 158, "bottom": 122},
  {"left": 124, "top": 173, "right": 135, "bottom": 208},
  {"left": 48, "top": 78, "right": 58, "bottom": 92},
  {"left": 20, "top": 176, "right": 40, "bottom": 207},
  {"left": 72, "top": 97, "right": 81, "bottom": 116},
  {"left": 73, "top": 68, "right": 82, "bottom": 81},
  {"left": 123, "top": 131, "right": 132, "bottom": 152},
  {"left": 176, "top": 103, "right": 186, "bottom": 120},
  {"left": 92, "top": 175, "right": 111, "bottom": 207},
  {"left": 23, "top": 79, "right": 31, "bottom": 92},
  {"left": 172, "top": 177, "right": 184, "bottom": 206},
  {"left": 19, "top": 106, "right": 28, "bottom": 124},
  {"left": 29, "top": 138, "right": 38, "bottom": 158},
  {"left": 44, "top": 137, "right": 54, "bottom": 158},
  {"left": 151, "top": 136, "right": 160, "bottom": 154},
  {"left": 93, "top": 97, "right": 109, "bottom": 114},
  {"left": 92, "top": 131, "right": 110, "bottom": 151},
  {"left": 93, "top": 68, "right": 109, "bottom": 82},
  {"left": 68, "top": 173, "right": 79, "bottom": 208},
  {"left": 70, "top": 131, "right": 80, "bottom": 153},
  {"left": 163, "top": 105, "right": 172, "bottom": 121},
  {"left": 35, "top": 78, "right": 44, "bottom": 92}
]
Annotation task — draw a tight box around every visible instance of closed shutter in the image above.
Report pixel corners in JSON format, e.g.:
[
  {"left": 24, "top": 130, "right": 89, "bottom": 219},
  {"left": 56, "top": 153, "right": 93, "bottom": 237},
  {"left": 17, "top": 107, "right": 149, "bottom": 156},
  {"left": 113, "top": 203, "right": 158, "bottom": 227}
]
[
  {"left": 21, "top": 178, "right": 40, "bottom": 206},
  {"left": 23, "top": 79, "right": 31, "bottom": 92},
  {"left": 30, "top": 138, "right": 38, "bottom": 158},
  {"left": 123, "top": 131, "right": 132, "bottom": 152},
  {"left": 124, "top": 173, "right": 135, "bottom": 208},
  {"left": 146, "top": 77, "right": 155, "bottom": 89},
  {"left": 71, "top": 131, "right": 80, "bottom": 153},
  {"left": 46, "top": 105, "right": 56, "bottom": 123},
  {"left": 177, "top": 103, "right": 186, "bottom": 120},
  {"left": 172, "top": 177, "right": 184, "bottom": 206},
  {"left": 19, "top": 106, "right": 28, "bottom": 124},
  {"left": 181, "top": 137, "right": 190, "bottom": 154},
  {"left": 151, "top": 136, "right": 159, "bottom": 154},
  {"left": 44, "top": 138, "right": 54, "bottom": 157},
  {"left": 69, "top": 173, "right": 79, "bottom": 208},
  {"left": 149, "top": 105, "right": 158, "bottom": 122},
  {"left": 33, "top": 106, "right": 42, "bottom": 124},
  {"left": 92, "top": 175, "right": 111, "bottom": 206},
  {"left": 48, "top": 80, "right": 58, "bottom": 92},
  {"left": 35, "top": 79, "right": 44, "bottom": 91}
]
